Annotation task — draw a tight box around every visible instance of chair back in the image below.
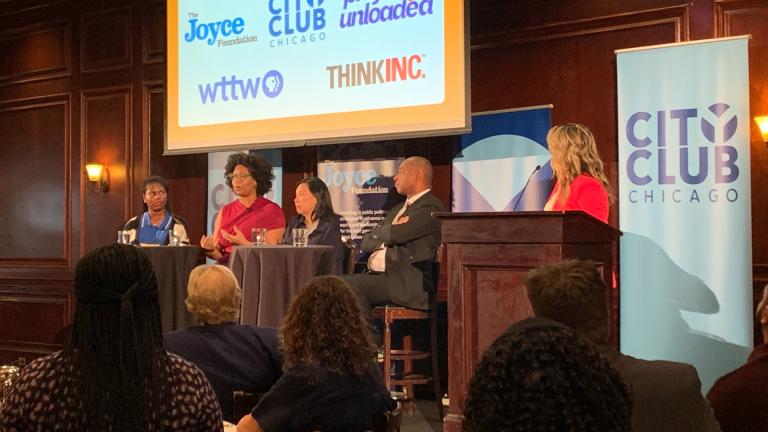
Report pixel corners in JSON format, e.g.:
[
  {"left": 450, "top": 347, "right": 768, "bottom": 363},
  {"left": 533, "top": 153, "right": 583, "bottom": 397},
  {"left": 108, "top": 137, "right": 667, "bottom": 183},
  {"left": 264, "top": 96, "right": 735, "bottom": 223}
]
[
  {"left": 232, "top": 390, "right": 264, "bottom": 422},
  {"left": 343, "top": 237, "right": 359, "bottom": 275},
  {"left": 372, "top": 402, "right": 402, "bottom": 432}
]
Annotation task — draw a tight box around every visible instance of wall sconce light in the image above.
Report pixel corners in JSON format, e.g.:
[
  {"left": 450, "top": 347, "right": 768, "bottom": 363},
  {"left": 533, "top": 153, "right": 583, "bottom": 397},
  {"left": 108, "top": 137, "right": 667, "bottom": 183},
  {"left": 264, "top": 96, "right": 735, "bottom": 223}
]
[
  {"left": 85, "top": 163, "right": 109, "bottom": 193},
  {"left": 755, "top": 116, "right": 768, "bottom": 145}
]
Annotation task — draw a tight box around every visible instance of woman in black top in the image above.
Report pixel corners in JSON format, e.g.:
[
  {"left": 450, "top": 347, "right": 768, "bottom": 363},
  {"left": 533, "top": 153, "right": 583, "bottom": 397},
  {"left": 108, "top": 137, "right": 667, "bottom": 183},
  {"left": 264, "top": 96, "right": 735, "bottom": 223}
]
[
  {"left": 283, "top": 177, "right": 344, "bottom": 274},
  {"left": 236, "top": 276, "right": 395, "bottom": 432}
]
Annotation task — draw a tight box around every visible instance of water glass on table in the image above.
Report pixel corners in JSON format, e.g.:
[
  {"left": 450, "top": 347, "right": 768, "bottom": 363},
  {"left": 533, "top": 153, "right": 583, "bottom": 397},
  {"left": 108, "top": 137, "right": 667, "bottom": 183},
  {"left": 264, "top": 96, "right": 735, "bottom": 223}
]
[
  {"left": 169, "top": 231, "right": 181, "bottom": 246},
  {"left": 291, "top": 228, "right": 308, "bottom": 247},
  {"left": 251, "top": 227, "right": 267, "bottom": 245},
  {"left": 117, "top": 230, "right": 131, "bottom": 244}
]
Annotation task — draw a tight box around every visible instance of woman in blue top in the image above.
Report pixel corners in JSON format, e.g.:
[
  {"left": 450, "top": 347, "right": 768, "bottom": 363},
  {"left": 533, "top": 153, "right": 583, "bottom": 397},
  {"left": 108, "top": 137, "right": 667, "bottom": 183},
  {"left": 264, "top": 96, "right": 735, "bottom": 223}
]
[
  {"left": 283, "top": 177, "right": 344, "bottom": 274},
  {"left": 123, "top": 176, "right": 189, "bottom": 245}
]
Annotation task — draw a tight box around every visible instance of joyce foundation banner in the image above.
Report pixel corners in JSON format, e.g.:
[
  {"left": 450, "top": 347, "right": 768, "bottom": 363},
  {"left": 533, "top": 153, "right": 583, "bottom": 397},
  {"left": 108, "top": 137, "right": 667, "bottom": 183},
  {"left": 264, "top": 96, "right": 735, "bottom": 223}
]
[
  {"left": 452, "top": 106, "right": 552, "bottom": 212},
  {"left": 617, "top": 36, "right": 752, "bottom": 391},
  {"left": 318, "top": 158, "right": 402, "bottom": 264}
]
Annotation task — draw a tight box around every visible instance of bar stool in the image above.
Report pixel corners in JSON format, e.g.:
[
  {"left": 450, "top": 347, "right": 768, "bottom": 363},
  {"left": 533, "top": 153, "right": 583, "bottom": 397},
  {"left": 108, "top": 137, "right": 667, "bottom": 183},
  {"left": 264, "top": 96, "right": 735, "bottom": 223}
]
[{"left": 371, "top": 246, "right": 444, "bottom": 419}]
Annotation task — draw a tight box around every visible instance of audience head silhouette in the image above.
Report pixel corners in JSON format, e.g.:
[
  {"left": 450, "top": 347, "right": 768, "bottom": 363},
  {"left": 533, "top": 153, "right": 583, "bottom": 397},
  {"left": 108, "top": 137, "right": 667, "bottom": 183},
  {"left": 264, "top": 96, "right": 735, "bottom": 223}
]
[
  {"left": 185, "top": 264, "right": 241, "bottom": 324},
  {"left": 525, "top": 259, "right": 610, "bottom": 344},
  {"left": 281, "top": 275, "right": 377, "bottom": 379},
  {"left": 463, "top": 317, "right": 631, "bottom": 432},
  {"left": 68, "top": 243, "right": 168, "bottom": 429}
]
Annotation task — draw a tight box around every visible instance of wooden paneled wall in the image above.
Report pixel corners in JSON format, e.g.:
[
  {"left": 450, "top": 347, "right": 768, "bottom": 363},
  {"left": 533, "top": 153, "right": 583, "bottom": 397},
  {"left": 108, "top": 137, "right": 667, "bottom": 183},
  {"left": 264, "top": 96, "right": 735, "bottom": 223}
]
[{"left": 2, "top": 0, "right": 768, "bottom": 362}]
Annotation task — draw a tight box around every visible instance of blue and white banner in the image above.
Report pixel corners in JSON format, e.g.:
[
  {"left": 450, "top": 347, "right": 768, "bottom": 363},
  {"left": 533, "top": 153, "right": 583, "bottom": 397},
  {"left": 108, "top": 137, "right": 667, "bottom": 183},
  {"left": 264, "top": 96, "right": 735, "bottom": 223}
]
[
  {"left": 617, "top": 36, "right": 752, "bottom": 391},
  {"left": 318, "top": 158, "right": 401, "bottom": 241},
  {"left": 452, "top": 106, "right": 552, "bottom": 212}
]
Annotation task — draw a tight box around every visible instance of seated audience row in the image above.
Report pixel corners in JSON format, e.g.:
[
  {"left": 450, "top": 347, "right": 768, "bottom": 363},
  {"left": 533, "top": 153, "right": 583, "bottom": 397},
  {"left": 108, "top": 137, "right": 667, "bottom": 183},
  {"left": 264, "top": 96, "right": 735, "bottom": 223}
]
[{"left": 0, "top": 247, "right": 397, "bottom": 432}]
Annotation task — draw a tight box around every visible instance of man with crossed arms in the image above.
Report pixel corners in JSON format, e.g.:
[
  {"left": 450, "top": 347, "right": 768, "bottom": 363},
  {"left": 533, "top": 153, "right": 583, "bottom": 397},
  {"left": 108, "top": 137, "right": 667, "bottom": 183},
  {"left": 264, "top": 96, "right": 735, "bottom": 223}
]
[{"left": 343, "top": 157, "right": 445, "bottom": 332}]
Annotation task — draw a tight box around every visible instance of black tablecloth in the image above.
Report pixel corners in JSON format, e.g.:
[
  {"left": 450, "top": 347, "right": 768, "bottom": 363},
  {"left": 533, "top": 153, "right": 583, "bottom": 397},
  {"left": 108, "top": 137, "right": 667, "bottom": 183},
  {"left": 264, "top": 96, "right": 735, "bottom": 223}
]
[
  {"left": 140, "top": 246, "right": 203, "bottom": 332},
  {"left": 229, "top": 245, "right": 335, "bottom": 327}
]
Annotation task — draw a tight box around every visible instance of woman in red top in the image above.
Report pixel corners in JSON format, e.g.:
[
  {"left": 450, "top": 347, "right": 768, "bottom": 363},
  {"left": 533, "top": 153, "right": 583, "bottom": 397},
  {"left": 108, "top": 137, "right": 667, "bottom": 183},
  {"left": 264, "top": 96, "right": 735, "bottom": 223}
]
[
  {"left": 200, "top": 153, "right": 285, "bottom": 263},
  {"left": 543, "top": 123, "right": 611, "bottom": 223}
]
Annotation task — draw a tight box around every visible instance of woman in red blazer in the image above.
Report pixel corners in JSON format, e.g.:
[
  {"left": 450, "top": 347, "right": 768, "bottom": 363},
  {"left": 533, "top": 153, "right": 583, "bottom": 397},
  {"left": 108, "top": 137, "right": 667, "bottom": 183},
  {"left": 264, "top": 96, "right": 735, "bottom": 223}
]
[{"left": 543, "top": 123, "right": 611, "bottom": 223}]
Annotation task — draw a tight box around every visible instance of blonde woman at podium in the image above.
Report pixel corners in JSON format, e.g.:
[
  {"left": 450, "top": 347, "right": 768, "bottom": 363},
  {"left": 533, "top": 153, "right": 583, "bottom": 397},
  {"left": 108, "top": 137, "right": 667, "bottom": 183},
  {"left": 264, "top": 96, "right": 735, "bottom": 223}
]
[{"left": 543, "top": 123, "right": 611, "bottom": 223}]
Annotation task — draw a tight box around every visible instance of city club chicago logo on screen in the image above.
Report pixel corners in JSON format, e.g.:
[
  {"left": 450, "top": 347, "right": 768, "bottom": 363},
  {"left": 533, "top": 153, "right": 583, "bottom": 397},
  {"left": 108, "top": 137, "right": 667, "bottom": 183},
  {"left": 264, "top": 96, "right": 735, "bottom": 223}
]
[
  {"left": 623, "top": 103, "right": 742, "bottom": 205},
  {"left": 268, "top": 0, "right": 327, "bottom": 48},
  {"left": 183, "top": 12, "right": 258, "bottom": 47},
  {"left": 340, "top": 0, "right": 435, "bottom": 28},
  {"left": 326, "top": 54, "right": 426, "bottom": 89}
]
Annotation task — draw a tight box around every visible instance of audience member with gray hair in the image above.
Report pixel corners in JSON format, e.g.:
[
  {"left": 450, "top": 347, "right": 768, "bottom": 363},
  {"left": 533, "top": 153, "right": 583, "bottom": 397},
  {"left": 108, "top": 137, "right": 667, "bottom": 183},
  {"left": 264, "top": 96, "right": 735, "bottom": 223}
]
[{"left": 164, "top": 264, "right": 282, "bottom": 423}]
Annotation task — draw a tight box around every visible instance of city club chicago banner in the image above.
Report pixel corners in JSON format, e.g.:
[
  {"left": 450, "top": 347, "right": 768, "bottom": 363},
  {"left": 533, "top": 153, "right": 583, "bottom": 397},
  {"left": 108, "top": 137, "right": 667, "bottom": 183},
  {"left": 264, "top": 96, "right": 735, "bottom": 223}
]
[
  {"left": 452, "top": 106, "right": 552, "bottom": 212},
  {"left": 617, "top": 36, "right": 752, "bottom": 391}
]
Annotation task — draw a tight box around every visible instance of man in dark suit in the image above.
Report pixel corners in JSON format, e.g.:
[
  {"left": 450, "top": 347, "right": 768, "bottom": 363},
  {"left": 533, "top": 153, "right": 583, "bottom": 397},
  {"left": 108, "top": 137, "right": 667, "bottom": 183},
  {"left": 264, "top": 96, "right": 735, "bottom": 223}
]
[
  {"left": 343, "top": 156, "right": 445, "bottom": 319},
  {"left": 706, "top": 285, "right": 768, "bottom": 431},
  {"left": 525, "top": 260, "right": 721, "bottom": 432}
]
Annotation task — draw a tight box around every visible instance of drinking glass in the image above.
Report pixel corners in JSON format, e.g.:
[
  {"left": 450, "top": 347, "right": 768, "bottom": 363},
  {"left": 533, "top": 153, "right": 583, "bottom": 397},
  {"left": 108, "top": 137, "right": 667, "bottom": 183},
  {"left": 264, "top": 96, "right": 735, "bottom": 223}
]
[
  {"left": 251, "top": 228, "right": 267, "bottom": 245},
  {"left": 169, "top": 232, "right": 180, "bottom": 246},
  {"left": 291, "top": 228, "right": 308, "bottom": 247}
]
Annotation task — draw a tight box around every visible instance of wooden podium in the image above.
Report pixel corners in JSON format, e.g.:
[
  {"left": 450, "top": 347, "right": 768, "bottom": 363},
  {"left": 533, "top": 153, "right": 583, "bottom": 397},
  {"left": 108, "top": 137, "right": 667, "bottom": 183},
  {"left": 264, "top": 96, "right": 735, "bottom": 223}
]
[{"left": 435, "top": 211, "right": 620, "bottom": 431}]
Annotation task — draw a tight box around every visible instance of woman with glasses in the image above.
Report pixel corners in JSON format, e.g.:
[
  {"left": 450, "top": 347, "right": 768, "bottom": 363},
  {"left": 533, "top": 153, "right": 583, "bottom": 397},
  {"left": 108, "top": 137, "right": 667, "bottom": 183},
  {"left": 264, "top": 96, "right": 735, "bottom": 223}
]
[
  {"left": 200, "top": 153, "right": 285, "bottom": 264},
  {"left": 123, "top": 176, "right": 190, "bottom": 245}
]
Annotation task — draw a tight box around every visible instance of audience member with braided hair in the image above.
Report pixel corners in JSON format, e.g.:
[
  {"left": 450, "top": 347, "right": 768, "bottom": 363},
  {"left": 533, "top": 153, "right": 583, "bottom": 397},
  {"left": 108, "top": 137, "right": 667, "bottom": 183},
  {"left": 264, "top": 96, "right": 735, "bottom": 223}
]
[
  {"left": 463, "top": 317, "right": 632, "bottom": 432},
  {"left": 237, "top": 276, "right": 396, "bottom": 432},
  {"left": 0, "top": 244, "right": 223, "bottom": 431}
]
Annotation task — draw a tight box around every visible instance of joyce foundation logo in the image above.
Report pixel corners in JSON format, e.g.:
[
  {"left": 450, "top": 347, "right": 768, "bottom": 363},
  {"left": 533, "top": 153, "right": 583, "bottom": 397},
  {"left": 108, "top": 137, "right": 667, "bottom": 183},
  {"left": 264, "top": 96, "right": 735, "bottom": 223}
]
[
  {"left": 340, "top": 0, "right": 434, "bottom": 29},
  {"left": 321, "top": 165, "right": 383, "bottom": 193},
  {"left": 268, "top": 0, "right": 327, "bottom": 48},
  {"left": 197, "top": 70, "right": 284, "bottom": 105},
  {"left": 183, "top": 13, "right": 258, "bottom": 47},
  {"left": 326, "top": 54, "right": 425, "bottom": 89},
  {"left": 624, "top": 103, "right": 741, "bottom": 205}
]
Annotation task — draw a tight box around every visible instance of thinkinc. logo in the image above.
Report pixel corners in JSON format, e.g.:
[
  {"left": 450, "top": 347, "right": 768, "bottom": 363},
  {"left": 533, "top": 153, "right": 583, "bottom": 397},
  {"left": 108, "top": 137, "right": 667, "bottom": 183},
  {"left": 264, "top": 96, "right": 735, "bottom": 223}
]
[{"left": 624, "top": 103, "right": 741, "bottom": 205}]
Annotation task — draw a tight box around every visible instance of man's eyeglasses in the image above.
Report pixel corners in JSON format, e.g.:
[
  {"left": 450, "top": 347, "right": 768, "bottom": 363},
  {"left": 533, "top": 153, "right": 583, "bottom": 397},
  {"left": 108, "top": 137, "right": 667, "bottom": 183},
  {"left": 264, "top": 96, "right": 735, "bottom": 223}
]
[{"left": 228, "top": 173, "right": 252, "bottom": 181}]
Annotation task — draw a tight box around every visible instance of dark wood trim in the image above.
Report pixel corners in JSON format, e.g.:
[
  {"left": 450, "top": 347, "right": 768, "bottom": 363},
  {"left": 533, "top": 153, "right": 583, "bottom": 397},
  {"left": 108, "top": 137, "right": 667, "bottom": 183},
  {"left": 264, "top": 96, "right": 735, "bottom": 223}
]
[
  {"left": 472, "top": 4, "right": 690, "bottom": 49},
  {"left": 141, "top": 2, "right": 164, "bottom": 64},
  {"left": 80, "top": 6, "right": 132, "bottom": 73},
  {"left": 714, "top": 0, "right": 768, "bottom": 36},
  {"left": 80, "top": 85, "right": 133, "bottom": 253},
  {"left": 0, "top": 19, "right": 70, "bottom": 85},
  {"left": 0, "top": 93, "right": 71, "bottom": 269}
]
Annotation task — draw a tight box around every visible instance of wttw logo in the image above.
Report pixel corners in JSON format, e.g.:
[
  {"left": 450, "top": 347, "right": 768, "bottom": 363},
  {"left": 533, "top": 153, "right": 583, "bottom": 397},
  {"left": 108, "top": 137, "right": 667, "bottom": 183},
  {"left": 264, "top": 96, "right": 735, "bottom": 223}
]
[{"left": 197, "top": 70, "right": 284, "bottom": 104}]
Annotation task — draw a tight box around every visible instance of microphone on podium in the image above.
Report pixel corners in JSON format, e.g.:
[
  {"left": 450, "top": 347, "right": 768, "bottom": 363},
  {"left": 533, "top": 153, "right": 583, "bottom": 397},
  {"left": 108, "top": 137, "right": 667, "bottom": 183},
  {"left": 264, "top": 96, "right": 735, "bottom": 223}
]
[{"left": 511, "top": 165, "right": 542, "bottom": 211}]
